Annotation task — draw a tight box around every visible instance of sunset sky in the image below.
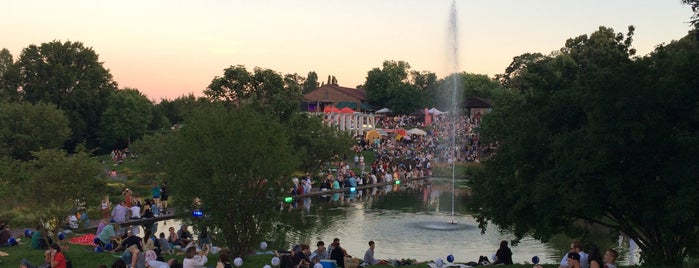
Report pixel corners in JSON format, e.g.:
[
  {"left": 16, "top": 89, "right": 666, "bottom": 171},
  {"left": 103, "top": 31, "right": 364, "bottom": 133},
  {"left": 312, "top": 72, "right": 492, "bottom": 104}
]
[{"left": 2, "top": 0, "right": 694, "bottom": 101}]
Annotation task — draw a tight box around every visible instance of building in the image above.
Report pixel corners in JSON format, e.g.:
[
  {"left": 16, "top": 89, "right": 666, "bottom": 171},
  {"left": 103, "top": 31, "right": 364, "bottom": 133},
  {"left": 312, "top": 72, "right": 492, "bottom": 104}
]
[{"left": 301, "top": 84, "right": 371, "bottom": 113}]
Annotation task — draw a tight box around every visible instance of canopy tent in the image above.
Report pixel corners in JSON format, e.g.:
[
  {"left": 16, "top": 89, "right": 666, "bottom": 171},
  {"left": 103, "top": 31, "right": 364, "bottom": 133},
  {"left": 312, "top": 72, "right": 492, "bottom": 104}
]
[
  {"left": 365, "top": 130, "right": 382, "bottom": 141},
  {"left": 428, "top": 108, "right": 444, "bottom": 115},
  {"left": 407, "top": 128, "right": 427, "bottom": 136},
  {"left": 375, "top": 107, "right": 392, "bottom": 114},
  {"left": 323, "top": 106, "right": 341, "bottom": 113},
  {"left": 335, "top": 101, "right": 358, "bottom": 109},
  {"left": 339, "top": 107, "right": 355, "bottom": 114}
]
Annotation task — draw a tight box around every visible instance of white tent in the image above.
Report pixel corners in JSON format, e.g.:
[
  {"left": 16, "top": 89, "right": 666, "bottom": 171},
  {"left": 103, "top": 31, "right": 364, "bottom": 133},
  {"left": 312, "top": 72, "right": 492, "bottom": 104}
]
[
  {"left": 375, "top": 107, "right": 392, "bottom": 114},
  {"left": 407, "top": 128, "right": 427, "bottom": 136},
  {"left": 428, "top": 108, "right": 444, "bottom": 115}
]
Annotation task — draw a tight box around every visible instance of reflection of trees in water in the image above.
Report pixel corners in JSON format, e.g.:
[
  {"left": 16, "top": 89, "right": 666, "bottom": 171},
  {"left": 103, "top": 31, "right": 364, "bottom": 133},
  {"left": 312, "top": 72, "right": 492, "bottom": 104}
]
[{"left": 274, "top": 179, "right": 473, "bottom": 248}]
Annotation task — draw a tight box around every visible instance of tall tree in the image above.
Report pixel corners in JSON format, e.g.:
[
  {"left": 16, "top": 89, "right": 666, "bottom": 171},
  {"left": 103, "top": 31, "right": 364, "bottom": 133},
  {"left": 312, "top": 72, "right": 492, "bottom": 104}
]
[
  {"left": 0, "top": 48, "right": 20, "bottom": 101},
  {"left": 287, "top": 113, "right": 354, "bottom": 174},
  {"left": 205, "top": 65, "right": 301, "bottom": 121},
  {"left": 302, "top": 71, "right": 319, "bottom": 93},
  {"left": 13, "top": 41, "right": 117, "bottom": 150},
  {"left": 165, "top": 104, "right": 297, "bottom": 256},
  {"left": 0, "top": 102, "right": 71, "bottom": 160},
  {"left": 472, "top": 27, "right": 699, "bottom": 265},
  {"left": 98, "top": 88, "right": 153, "bottom": 148},
  {"left": 364, "top": 60, "right": 424, "bottom": 113}
]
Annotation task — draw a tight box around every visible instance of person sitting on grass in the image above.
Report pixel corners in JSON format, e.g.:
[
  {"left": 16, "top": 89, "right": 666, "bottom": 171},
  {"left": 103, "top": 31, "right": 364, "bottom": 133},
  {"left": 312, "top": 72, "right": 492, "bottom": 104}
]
[
  {"left": 20, "top": 244, "right": 66, "bottom": 268},
  {"left": 363, "top": 241, "right": 388, "bottom": 265},
  {"left": 183, "top": 244, "right": 209, "bottom": 268},
  {"left": 111, "top": 230, "right": 143, "bottom": 253},
  {"left": 31, "top": 224, "right": 52, "bottom": 250},
  {"left": 0, "top": 222, "right": 13, "bottom": 247},
  {"left": 97, "top": 223, "right": 119, "bottom": 249},
  {"left": 176, "top": 225, "right": 193, "bottom": 247}
]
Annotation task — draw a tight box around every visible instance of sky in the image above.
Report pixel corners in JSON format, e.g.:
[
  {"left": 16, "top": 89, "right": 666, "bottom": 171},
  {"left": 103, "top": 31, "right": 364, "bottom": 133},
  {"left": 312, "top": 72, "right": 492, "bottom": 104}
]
[{"left": 2, "top": 0, "right": 694, "bottom": 101}]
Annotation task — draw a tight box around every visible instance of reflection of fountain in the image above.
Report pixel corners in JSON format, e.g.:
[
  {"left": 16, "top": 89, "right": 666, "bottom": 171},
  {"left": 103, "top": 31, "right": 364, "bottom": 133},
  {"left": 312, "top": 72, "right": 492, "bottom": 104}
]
[{"left": 415, "top": 220, "right": 473, "bottom": 231}]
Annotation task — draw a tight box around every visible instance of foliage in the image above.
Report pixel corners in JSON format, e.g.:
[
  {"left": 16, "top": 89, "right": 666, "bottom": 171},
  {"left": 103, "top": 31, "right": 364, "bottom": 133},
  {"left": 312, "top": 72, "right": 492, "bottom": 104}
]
[
  {"left": 431, "top": 72, "right": 503, "bottom": 113},
  {"left": 471, "top": 27, "right": 699, "bottom": 266},
  {"left": 364, "top": 60, "right": 429, "bottom": 114},
  {"left": 302, "top": 71, "right": 319, "bottom": 93},
  {"left": 98, "top": 88, "right": 153, "bottom": 148},
  {"left": 204, "top": 65, "right": 303, "bottom": 121},
  {"left": 9, "top": 147, "right": 104, "bottom": 240},
  {"left": 286, "top": 113, "right": 354, "bottom": 175},
  {"left": 11, "top": 40, "right": 117, "bottom": 150},
  {"left": 684, "top": 0, "right": 699, "bottom": 29},
  {"left": 154, "top": 94, "right": 209, "bottom": 127},
  {"left": 0, "top": 102, "right": 71, "bottom": 160},
  {"left": 0, "top": 48, "right": 21, "bottom": 101},
  {"left": 165, "top": 104, "right": 298, "bottom": 256}
]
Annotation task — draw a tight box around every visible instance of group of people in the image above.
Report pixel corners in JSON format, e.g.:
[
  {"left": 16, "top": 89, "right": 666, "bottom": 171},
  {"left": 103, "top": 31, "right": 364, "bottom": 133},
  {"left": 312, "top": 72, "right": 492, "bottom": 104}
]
[
  {"left": 281, "top": 238, "right": 391, "bottom": 268},
  {"left": 552, "top": 240, "right": 619, "bottom": 268}
]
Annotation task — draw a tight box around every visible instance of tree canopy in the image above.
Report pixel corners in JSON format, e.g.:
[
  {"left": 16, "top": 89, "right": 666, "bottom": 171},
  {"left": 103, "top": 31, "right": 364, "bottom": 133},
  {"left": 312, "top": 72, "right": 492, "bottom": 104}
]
[
  {"left": 98, "top": 88, "right": 153, "bottom": 148},
  {"left": 471, "top": 27, "right": 699, "bottom": 265},
  {"left": 11, "top": 41, "right": 117, "bottom": 150},
  {"left": 164, "top": 104, "right": 298, "bottom": 256},
  {"left": 364, "top": 60, "right": 435, "bottom": 114},
  {"left": 8, "top": 147, "right": 104, "bottom": 239},
  {"left": 0, "top": 102, "right": 71, "bottom": 160}
]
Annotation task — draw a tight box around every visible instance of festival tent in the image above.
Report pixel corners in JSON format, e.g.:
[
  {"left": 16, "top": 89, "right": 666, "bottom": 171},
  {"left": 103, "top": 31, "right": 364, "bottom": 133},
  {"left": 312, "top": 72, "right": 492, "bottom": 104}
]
[
  {"left": 339, "top": 107, "right": 355, "bottom": 114},
  {"left": 407, "top": 128, "right": 427, "bottom": 136},
  {"left": 375, "top": 107, "right": 392, "bottom": 114},
  {"left": 365, "top": 130, "right": 382, "bottom": 141},
  {"left": 323, "top": 106, "right": 341, "bottom": 113},
  {"left": 428, "top": 108, "right": 444, "bottom": 115}
]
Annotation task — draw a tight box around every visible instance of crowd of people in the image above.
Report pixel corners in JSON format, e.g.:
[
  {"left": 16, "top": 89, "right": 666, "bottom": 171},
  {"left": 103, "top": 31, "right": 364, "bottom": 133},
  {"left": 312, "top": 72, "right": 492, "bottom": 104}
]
[{"left": 279, "top": 237, "right": 404, "bottom": 268}]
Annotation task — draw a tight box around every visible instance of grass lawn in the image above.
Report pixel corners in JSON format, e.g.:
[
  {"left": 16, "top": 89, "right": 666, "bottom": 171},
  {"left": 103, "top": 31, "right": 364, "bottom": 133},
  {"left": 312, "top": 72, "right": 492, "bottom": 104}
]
[{"left": 1, "top": 239, "right": 569, "bottom": 268}]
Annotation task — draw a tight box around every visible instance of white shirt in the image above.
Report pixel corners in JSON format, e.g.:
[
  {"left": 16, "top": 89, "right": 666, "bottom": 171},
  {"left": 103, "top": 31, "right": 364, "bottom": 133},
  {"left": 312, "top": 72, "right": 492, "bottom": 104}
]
[
  {"left": 147, "top": 260, "right": 170, "bottom": 268},
  {"left": 183, "top": 255, "right": 208, "bottom": 268}
]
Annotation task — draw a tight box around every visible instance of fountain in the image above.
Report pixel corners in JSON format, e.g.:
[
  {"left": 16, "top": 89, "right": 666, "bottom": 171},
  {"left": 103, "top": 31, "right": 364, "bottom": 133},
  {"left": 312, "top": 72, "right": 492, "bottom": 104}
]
[{"left": 446, "top": 0, "right": 462, "bottom": 225}]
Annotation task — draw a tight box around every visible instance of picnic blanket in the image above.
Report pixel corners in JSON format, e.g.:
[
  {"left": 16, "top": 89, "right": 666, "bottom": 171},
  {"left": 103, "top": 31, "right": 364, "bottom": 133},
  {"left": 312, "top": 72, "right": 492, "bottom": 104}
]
[{"left": 69, "top": 233, "right": 97, "bottom": 246}]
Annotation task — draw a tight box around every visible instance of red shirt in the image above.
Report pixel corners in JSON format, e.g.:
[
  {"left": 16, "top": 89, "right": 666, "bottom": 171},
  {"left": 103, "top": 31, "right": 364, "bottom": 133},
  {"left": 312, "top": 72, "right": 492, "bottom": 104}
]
[{"left": 53, "top": 252, "right": 67, "bottom": 268}]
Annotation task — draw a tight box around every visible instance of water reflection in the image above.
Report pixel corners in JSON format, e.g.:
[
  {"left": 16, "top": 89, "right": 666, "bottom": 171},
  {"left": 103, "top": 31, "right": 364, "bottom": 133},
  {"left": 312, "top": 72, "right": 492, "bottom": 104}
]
[{"left": 278, "top": 178, "right": 559, "bottom": 264}]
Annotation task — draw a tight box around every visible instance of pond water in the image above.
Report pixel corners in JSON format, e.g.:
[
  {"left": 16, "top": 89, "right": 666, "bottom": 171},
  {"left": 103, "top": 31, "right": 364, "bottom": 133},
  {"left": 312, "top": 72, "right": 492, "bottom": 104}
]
[
  {"left": 150, "top": 177, "right": 635, "bottom": 265},
  {"left": 275, "top": 178, "right": 561, "bottom": 264}
]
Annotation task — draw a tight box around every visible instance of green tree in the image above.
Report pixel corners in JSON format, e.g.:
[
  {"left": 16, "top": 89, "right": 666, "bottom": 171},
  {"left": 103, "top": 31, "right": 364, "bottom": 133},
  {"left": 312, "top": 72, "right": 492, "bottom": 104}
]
[
  {"left": 155, "top": 94, "right": 208, "bottom": 127},
  {"left": 0, "top": 48, "right": 20, "bottom": 101},
  {"left": 205, "top": 65, "right": 301, "bottom": 121},
  {"left": 287, "top": 113, "right": 354, "bottom": 174},
  {"left": 0, "top": 102, "right": 71, "bottom": 160},
  {"left": 11, "top": 147, "right": 104, "bottom": 241},
  {"left": 472, "top": 27, "right": 699, "bottom": 265},
  {"left": 13, "top": 41, "right": 117, "bottom": 150},
  {"left": 302, "top": 71, "right": 319, "bottom": 93},
  {"left": 364, "top": 60, "right": 424, "bottom": 114},
  {"left": 165, "top": 104, "right": 297, "bottom": 256},
  {"left": 684, "top": 0, "right": 699, "bottom": 29},
  {"left": 98, "top": 88, "right": 153, "bottom": 148}
]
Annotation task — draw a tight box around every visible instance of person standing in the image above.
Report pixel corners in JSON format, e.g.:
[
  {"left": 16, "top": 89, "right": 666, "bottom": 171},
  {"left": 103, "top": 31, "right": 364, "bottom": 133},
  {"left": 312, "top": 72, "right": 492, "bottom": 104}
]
[
  {"left": 101, "top": 196, "right": 112, "bottom": 220},
  {"left": 492, "top": 240, "right": 513, "bottom": 265},
  {"left": 160, "top": 182, "right": 169, "bottom": 214},
  {"left": 151, "top": 182, "right": 161, "bottom": 207}
]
